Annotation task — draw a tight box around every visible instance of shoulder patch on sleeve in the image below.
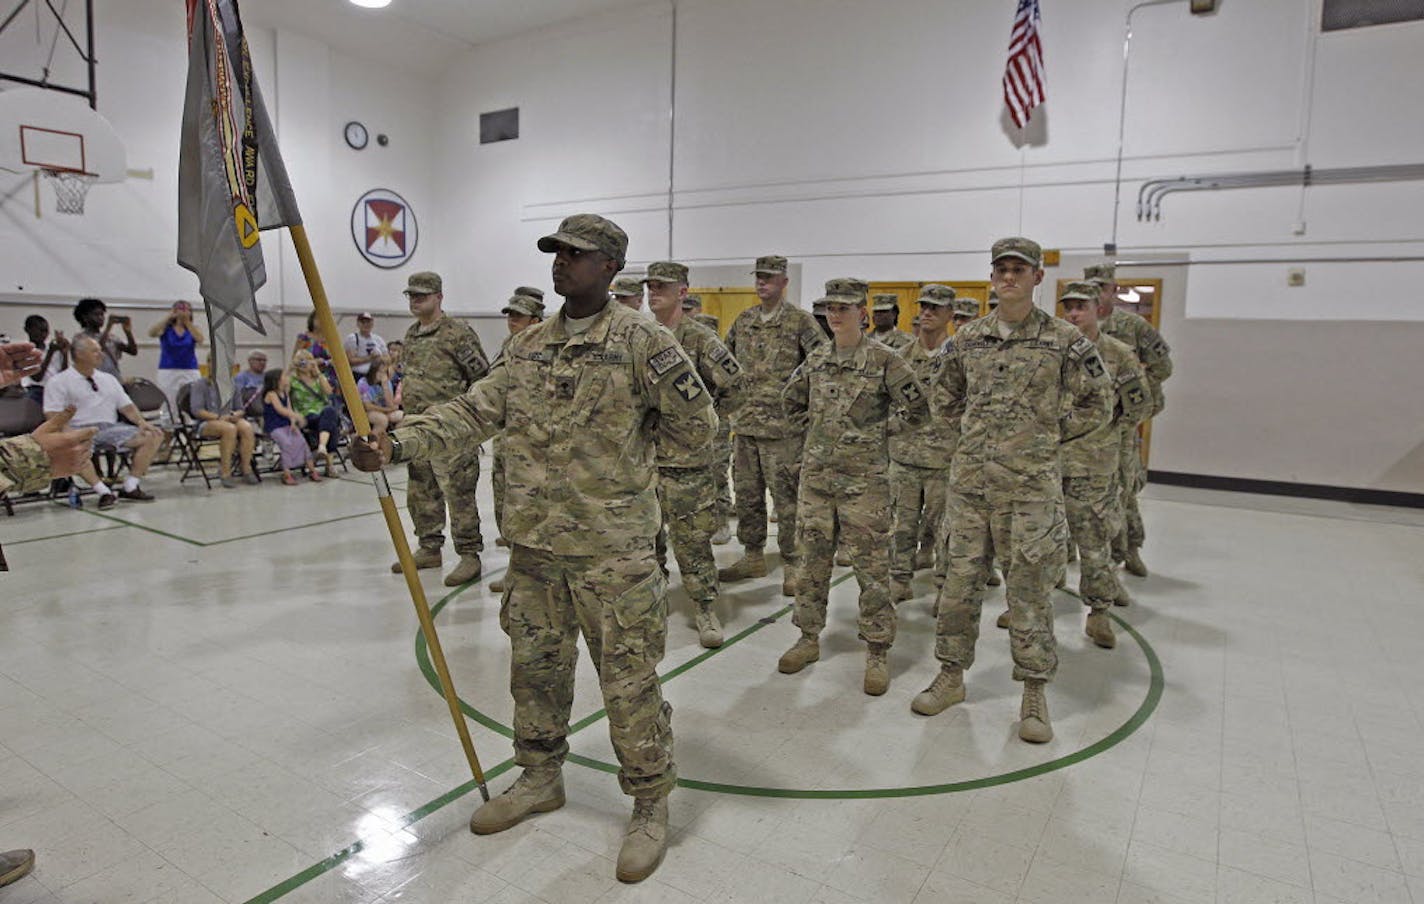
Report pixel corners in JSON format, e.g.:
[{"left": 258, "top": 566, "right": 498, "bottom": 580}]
[
  {"left": 900, "top": 381, "right": 924, "bottom": 405},
  {"left": 708, "top": 344, "right": 740, "bottom": 376},
  {"left": 672, "top": 370, "right": 705, "bottom": 403},
  {"left": 1068, "top": 335, "right": 1096, "bottom": 359},
  {"left": 649, "top": 345, "right": 687, "bottom": 377}
]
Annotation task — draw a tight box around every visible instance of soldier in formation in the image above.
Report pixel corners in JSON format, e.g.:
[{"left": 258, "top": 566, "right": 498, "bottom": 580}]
[
  {"left": 611, "top": 276, "right": 644, "bottom": 312},
  {"left": 869, "top": 294, "right": 914, "bottom": 349},
  {"left": 911, "top": 238, "right": 1112, "bottom": 745},
  {"left": 393, "top": 271, "right": 490, "bottom": 587},
  {"left": 353, "top": 214, "right": 714, "bottom": 883},
  {"left": 682, "top": 293, "right": 734, "bottom": 542},
  {"left": 777, "top": 282, "right": 929, "bottom": 695},
  {"left": 644, "top": 261, "right": 742, "bottom": 648},
  {"left": 488, "top": 286, "right": 545, "bottom": 595},
  {"left": 719, "top": 255, "right": 826, "bottom": 596}
]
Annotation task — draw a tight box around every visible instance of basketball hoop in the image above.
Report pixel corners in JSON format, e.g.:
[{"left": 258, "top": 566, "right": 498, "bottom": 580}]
[{"left": 42, "top": 169, "right": 98, "bottom": 215}]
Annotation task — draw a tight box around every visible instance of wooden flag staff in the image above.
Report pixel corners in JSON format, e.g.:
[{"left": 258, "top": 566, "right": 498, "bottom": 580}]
[{"left": 288, "top": 223, "right": 491, "bottom": 803}]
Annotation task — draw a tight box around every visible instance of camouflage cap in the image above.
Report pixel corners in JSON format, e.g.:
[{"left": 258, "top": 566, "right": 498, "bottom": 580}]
[
  {"left": 811, "top": 298, "right": 829, "bottom": 314},
  {"left": 404, "top": 271, "right": 442, "bottom": 295},
  {"left": 609, "top": 277, "right": 643, "bottom": 297},
  {"left": 502, "top": 286, "right": 546, "bottom": 317},
  {"left": 1084, "top": 263, "right": 1116, "bottom": 286},
  {"left": 1059, "top": 280, "right": 1100, "bottom": 303},
  {"left": 752, "top": 254, "right": 789, "bottom": 275},
  {"left": 990, "top": 236, "right": 1043, "bottom": 268},
  {"left": 871, "top": 293, "right": 900, "bottom": 312},
  {"left": 824, "top": 277, "right": 869, "bottom": 303},
  {"left": 953, "top": 298, "right": 980, "bottom": 319},
  {"left": 917, "top": 284, "right": 957, "bottom": 307},
  {"left": 681, "top": 293, "right": 703, "bottom": 311},
  {"left": 987, "top": 289, "right": 999, "bottom": 308},
  {"left": 643, "top": 260, "right": 689, "bottom": 285},
  {"left": 536, "top": 213, "right": 628, "bottom": 264}
]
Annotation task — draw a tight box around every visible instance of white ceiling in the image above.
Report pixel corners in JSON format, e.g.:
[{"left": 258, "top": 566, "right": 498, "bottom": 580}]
[{"left": 240, "top": 0, "right": 648, "bottom": 79}]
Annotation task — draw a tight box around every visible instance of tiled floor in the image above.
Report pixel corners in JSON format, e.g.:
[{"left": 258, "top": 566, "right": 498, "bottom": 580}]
[{"left": 2, "top": 466, "right": 1422, "bottom": 903}]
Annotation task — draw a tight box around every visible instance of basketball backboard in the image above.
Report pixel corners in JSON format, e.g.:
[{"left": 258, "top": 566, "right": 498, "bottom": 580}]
[{"left": 0, "top": 87, "right": 126, "bottom": 182}]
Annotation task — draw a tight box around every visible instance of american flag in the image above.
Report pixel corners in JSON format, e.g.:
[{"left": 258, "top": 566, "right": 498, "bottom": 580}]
[{"left": 1003, "top": 0, "right": 1046, "bottom": 129}]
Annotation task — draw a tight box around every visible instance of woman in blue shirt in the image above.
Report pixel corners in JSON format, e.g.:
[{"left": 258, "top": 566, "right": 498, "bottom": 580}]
[{"left": 149, "top": 300, "right": 205, "bottom": 416}]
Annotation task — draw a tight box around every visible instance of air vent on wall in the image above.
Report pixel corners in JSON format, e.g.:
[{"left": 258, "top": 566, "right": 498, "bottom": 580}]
[
  {"left": 479, "top": 108, "right": 519, "bottom": 144},
  {"left": 1322, "top": 0, "right": 1424, "bottom": 31}
]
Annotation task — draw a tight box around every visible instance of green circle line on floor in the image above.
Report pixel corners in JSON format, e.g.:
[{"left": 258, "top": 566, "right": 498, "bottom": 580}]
[{"left": 415, "top": 574, "right": 1165, "bottom": 800}]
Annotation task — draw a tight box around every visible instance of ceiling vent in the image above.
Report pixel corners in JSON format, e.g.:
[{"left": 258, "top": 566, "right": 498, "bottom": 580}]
[{"left": 1322, "top": 0, "right": 1424, "bottom": 31}]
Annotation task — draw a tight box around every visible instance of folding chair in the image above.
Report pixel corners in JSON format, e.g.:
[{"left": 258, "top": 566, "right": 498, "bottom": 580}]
[
  {"left": 123, "top": 377, "right": 177, "bottom": 469},
  {"left": 173, "top": 383, "right": 220, "bottom": 488}
]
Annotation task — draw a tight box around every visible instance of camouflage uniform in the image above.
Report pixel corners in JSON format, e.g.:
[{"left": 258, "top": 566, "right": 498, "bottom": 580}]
[
  {"left": 645, "top": 264, "right": 742, "bottom": 608},
  {"left": 1090, "top": 264, "right": 1173, "bottom": 557},
  {"left": 1058, "top": 284, "right": 1153, "bottom": 611},
  {"left": 493, "top": 288, "right": 546, "bottom": 537},
  {"left": 683, "top": 295, "right": 732, "bottom": 519},
  {"left": 724, "top": 260, "right": 825, "bottom": 560},
  {"left": 932, "top": 257, "right": 1112, "bottom": 683},
  {"left": 1, "top": 435, "right": 48, "bottom": 570},
  {"left": 783, "top": 328, "right": 930, "bottom": 645},
  {"left": 889, "top": 286, "right": 960, "bottom": 589},
  {"left": 391, "top": 218, "right": 715, "bottom": 796},
  {"left": 401, "top": 279, "right": 490, "bottom": 557},
  {"left": 870, "top": 294, "right": 914, "bottom": 351}
]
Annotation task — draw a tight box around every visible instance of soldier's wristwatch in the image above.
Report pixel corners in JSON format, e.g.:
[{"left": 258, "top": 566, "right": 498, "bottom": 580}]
[{"left": 388, "top": 433, "right": 404, "bottom": 464}]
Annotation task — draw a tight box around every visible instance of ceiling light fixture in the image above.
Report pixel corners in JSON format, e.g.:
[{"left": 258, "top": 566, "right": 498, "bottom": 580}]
[
  {"left": 1117, "top": 288, "right": 1141, "bottom": 303},
  {"left": 349, "top": 0, "right": 392, "bottom": 8}
]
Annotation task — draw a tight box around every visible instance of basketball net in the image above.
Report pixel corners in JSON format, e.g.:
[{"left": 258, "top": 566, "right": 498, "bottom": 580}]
[{"left": 42, "top": 169, "right": 97, "bottom": 215}]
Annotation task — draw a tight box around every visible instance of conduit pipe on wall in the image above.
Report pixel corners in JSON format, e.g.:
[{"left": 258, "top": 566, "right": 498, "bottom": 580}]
[{"left": 1136, "top": 163, "right": 1424, "bottom": 221}]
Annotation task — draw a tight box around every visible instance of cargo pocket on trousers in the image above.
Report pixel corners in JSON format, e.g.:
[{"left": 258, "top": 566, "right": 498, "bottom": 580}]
[
  {"left": 1015, "top": 502, "right": 1068, "bottom": 566},
  {"left": 608, "top": 569, "right": 668, "bottom": 675}
]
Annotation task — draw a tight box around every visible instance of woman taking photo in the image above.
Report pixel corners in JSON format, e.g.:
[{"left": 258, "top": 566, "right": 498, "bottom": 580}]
[{"left": 289, "top": 350, "right": 341, "bottom": 476}]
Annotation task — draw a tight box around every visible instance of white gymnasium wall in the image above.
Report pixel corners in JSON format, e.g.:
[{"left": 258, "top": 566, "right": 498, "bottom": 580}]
[
  {"left": 431, "top": 0, "right": 1424, "bottom": 494},
  {"left": 0, "top": 0, "right": 441, "bottom": 325}
]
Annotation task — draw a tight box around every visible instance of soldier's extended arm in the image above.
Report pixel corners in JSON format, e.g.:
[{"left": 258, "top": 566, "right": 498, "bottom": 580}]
[
  {"left": 0, "top": 435, "right": 49, "bottom": 496},
  {"left": 884, "top": 354, "right": 931, "bottom": 428},
  {"left": 394, "top": 359, "right": 509, "bottom": 462},
  {"left": 1116, "top": 354, "right": 1153, "bottom": 429},
  {"left": 780, "top": 361, "right": 811, "bottom": 420},
  {"left": 643, "top": 335, "right": 716, "bottom": 462},
  {"left": 1060, "top": 336, "right": 1113, "bottom": 443}
]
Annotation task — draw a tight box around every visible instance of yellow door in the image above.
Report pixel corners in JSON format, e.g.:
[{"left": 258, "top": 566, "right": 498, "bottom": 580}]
[{"left": 689, "top": 286, "right": 761, "bottom": 339}]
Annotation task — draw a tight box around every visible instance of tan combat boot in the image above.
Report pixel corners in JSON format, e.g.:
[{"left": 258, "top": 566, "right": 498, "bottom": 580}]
[
  {"left": 911, "top": 666, "right": 965, "bottom": 716},
  {"left": 489, "top": 576, "right": 507, "bottom": 594},
  {"left": 444, "top": 555, "right": 482, "bottom": 587},
  {"left": 718, "top": 548, "right": 768, "bottom": 582},
  {"left": 864, "top": 643, "right": 890, "bottom": 696},
  {"left": 495, "top": 536, "right": 510, "bottom": 548},
  {"left": 696, "top": 604, "right": 724, "bottom": 649},
  {"left": 1085, "top": 610, "right": 1116, "bottom": 649},
  {"left": 777, "top": 634, "right": 820, "bottom": 674},
  {"left": 392, "top": 546, "right": 442, "bottom": 573},
  {"left": 469, "top": 767, "right": 565, "bottom": 834},
  {"left": 996, "top": 609, "right": 1011, "bottom": 629},
  {"left": 891, "top": 580, "right": 912, "bottom": 603},
  {"left": 1124, "top": 547, "right": 1148, "bottom": 577},
  {"left": 616, "top": 795, "right": 669, "bottom": 883},
  {"left": 1019, "top": 679, "right": 1053, "bottom": 743},
  {"left": 781, "top": 561, "right": 799, "bottom": 597},
  {"left": 1113, "top": 589, "right": 1134, "bottom": 607},
  {"left": 834, "top": 549, "right": 852, "bottom": 567},
  {"left": 985, "top": 567, "right": 1002, "bottom": 587},
  {"left": 914, "top": 547, "right": 934, "bottom": 571},
  {"left": 711, "top": 522, "right": 733, "bottom": 545},
  {"left": 0, "top": 849, "right": 35, "bottom": 888}
]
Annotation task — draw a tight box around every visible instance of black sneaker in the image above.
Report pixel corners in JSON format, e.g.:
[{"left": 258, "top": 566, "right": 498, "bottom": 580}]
[
  {"left": 117, "top": 487, "right": 155, "bottom": 502},
  {"left": 97, "top": 493, "right": 117, "bottom": 510}
]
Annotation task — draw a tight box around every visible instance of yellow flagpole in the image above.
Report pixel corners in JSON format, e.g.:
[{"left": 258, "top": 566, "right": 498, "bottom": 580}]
[{"left": 287, "top": 223, "right": 490, "bottom": 802}]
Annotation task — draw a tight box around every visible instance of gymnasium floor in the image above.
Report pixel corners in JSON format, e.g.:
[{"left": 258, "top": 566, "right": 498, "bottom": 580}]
[{"left": 2, "top": 458, "right": 1422, "bottom": 904}]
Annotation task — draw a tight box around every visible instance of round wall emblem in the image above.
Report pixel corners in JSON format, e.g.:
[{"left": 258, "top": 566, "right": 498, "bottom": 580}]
[{"left": 351, "top": 188, "right": 418, "bottom": 269}]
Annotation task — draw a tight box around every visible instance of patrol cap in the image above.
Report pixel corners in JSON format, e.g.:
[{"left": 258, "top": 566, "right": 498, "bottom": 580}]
[
  {"left": 811, "top": 298, "right": 829, "bottom": 315},
  {"left": 537, "top": 213, "right": 628, "bottom": 265},
  {"left": 609, "top": 277, "right": 643, "bottom": 297},
  {"left": 953, "top": 298, "right": 980, "bottom": 319},
  {"left": 752, "top": 254, "right": 789, "bottom": 276},
  {"left": 1059, "top": 281, "right": 1100, "bottom": 304},
  {"left": 502, "top": 286, "right": 545, "bottom": 317},
  {"left": 824, "top": 277, "right": 869, "bottom": 303},
  {"left": 990, "top": 236, "right": 1043, "bottom": 268},
  {"left": 681, "top": 293, "right": 703, "bottom": 311},
  {"left": 643, "top": 261, "right": 689, "bottom": 285},
  {"left": 1084, "top": 263, "right": 1116, "bottom": 287},
  {"left": 871, "top": 293, "right": 900, "bottom": 312},
  {"left": 404, "top": 271, "right": 442, "bottom": 296},
  {"left": 917, "top": 284, "right": 957, "bottom": 307}
]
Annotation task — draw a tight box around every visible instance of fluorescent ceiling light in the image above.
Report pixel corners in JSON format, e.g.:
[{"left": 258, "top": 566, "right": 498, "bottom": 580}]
[
  {"left": 349, "top": 0, "right": 392, "bottom": 8},
  {"left": 1117, "top": 288, "right": 1141, "bottom": 303}
]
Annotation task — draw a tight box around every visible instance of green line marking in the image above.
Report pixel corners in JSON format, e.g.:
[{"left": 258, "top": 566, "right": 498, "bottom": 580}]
[
  {"left": 4, "top": 523, "right": 127, "bottom": 546},
  {"left": 207, "top": 507, "right": 406, "bottom": 546},
  {"left": 51, "top": 499, "right": 402, "bottom": 547}
]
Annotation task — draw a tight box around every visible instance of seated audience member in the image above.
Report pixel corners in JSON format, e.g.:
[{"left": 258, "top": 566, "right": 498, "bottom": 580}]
[
  {"left": 42, "top": 334, "right": 162, "bottom": 508},
  {"left": 187, "top": 359, "right": 258, "bottom": 488},
  {"left": 72, "top": 297, "right": 137, "bottom": 380},
  {"left": 21, "top": 315, "right": 68, "bottom": 405},
  {"left": 261, "top": 368, "right": 322, "bottom": 485},
  {"left": 292, "top": 312, "right": 335, "bottom": 382},
  {"left": 386, "top": 340, "right": 404, "bottom": 406},
  {"left": 288, "top": 351, "right": 341, "bottom": 475},
  {"left": 148, "top": 300, "right": 205, "bottom": 414},
  {"left": 231, "top": 350, "right": 269, "bottom": 417},
  {"left": 358, "top": 359, "right": 403, "bottom": 435}
]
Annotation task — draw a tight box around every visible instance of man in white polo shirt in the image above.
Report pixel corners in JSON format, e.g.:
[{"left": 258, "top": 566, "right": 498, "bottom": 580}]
[
  {"left": 344, "top": 312, "right": 388, "bottom": 379},
  {"left": 43, "top": 334, "right": 163, "bottom": 508}
]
